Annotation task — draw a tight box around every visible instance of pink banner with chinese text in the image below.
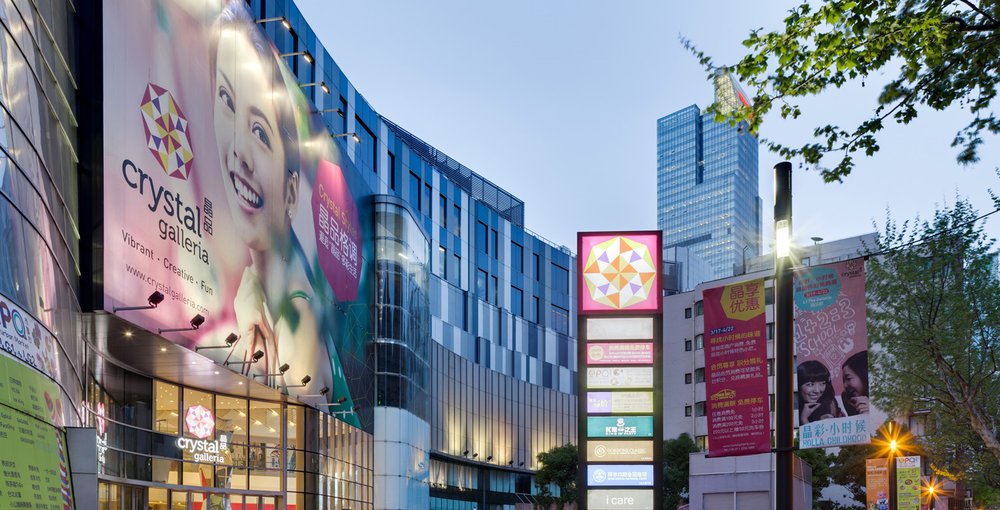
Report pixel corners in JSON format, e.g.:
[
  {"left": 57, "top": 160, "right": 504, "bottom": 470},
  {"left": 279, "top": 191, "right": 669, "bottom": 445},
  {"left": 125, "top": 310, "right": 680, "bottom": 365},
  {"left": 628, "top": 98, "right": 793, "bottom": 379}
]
[{"left": 703, "top": 279, "right": 771, "bottom": 457}]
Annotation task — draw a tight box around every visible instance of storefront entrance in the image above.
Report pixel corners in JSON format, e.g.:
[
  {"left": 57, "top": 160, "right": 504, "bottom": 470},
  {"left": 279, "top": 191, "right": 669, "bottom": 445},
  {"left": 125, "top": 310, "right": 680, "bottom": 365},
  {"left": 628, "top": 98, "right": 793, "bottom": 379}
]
[{"left": 100, "top": 482, "right": 280, "bottom": 510}]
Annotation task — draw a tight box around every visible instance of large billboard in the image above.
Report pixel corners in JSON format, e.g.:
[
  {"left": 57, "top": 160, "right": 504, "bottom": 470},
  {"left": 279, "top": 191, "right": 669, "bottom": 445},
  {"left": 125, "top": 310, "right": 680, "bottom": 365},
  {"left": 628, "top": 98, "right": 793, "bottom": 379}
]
[
  {"left": 103, "top": 0, "right": 373, "bottom": 428},
  {"left": 794, "top": 260, "right": 870, "bottom": 448},
  {"left": 703, "top": 279, "right": 771, "bottom": 457}
]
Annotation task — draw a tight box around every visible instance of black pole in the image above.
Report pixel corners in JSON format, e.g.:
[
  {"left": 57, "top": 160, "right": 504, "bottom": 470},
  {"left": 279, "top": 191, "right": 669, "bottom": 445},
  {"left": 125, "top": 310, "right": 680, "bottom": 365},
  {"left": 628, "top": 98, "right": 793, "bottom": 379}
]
[
  {"left": 774, "top": 162, "right": 794, "bottom": 510},
  {"left": 889, "top": 456, "right": 897, "bottom": 510}
]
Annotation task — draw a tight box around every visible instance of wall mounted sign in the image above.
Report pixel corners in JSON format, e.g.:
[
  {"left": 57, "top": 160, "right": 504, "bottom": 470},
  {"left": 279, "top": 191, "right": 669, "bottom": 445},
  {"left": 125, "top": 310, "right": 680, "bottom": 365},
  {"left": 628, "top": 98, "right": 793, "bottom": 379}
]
[
  {"left": 586, "top": 440, "right": 655, "bottom": 462},
  {"left": 587, "top": 489, "right": 655, "bottom": 510},
  {"left": 587, "top": 392, "right": 654, "bottom": 414},
  {"left": 586, "top": 416, "right": 654, "bottom": 438},
  {"left": 586, "top": 367, "right": 654, "bottom": 389},
  {"left": 587, "top": 465, "right": 655, "bottom": 487}
]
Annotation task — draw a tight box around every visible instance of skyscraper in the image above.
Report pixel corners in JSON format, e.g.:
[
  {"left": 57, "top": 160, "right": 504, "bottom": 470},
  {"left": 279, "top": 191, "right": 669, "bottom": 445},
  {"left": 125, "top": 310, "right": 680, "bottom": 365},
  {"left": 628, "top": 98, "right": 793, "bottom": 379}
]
[{"left": 657, "top": 69, "right": 762, "bottom": 281}]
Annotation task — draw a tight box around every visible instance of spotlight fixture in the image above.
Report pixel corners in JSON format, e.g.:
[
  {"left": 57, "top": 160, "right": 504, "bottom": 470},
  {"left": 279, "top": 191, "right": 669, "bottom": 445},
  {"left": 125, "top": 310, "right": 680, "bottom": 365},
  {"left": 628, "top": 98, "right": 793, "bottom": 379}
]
[
  {"left": 463, "top": 450, "right": 469, "bottom": 457},
  {"left": 518, "top": 462, "right": 524, "bottom": 467},
  {"left": 279, "top": 50, "right": 313, "bottom": 64},
  {"left": 331, "top": 132, "right": 361, "bottom": 143},
  {"left": 336, "top": 396, "right": 347, "bottom": 404},
  {"left": 252, "top": 363, "right": 292, "bottom": 379},
  {"left": 158, "top": 314, "right": 206, "bottom": 334},
  {"left": 313, "top": 107, "right": 345, "bottom": 117},
  {"left": 300, "top": 387, "right": 330, "bottom": 398},
  {"left": 472, "top": 453, "right": 479, "bottom": 459},
  {"left": 284, "top": 375, "right": 312, "bottom": 389},
  {"left": 256, "top": 16, "right": 292, "bottom": 31},
  {"left": 486, "top": 455, "right": 493, "bottom": 462},
  {"left": 113, "top": 291, "right": 165, "bottom": 312},
  {"left": 196, "top": 333, "right": 239, "bottom": 351},
  {"left": 300, "top": 81, "right": 329, "bottom": 94},
  {"left": 225, "top": 350, "right": 265, "bottom": 367},
  {"left": 508, "top": 461, "right": 513, "bottom": 466}
]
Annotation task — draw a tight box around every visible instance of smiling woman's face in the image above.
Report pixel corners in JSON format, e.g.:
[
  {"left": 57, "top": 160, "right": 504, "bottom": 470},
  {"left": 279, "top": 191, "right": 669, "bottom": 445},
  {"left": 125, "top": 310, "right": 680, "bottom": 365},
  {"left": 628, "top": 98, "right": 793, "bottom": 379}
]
[
  {"left": 213, "top": 29, "right": 291, "bottom": 252},
  {"left": 800, "top": 380, "right": 826, "bottom": 403}
]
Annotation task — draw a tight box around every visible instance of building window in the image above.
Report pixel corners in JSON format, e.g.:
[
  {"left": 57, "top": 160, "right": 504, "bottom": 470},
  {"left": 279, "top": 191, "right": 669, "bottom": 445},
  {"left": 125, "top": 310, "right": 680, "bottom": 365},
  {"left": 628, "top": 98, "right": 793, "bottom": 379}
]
[
  {"left": 153, "top": 381, "right": 180, "bottom": 434},
  {"left": 476, "top": 270, "right": 488, "bottom": 299},
  {"left": 423, "top": 183, "right": 432, "bottom": 216},
  {"left": 695, "top": 368, "right": 705, "bottom": 383},
  {"left": 533, "top": 254, "right": 541, "bottom": 281},
  {"left": 440, "top": 195, "right": 448, "bottom": 228},
  {"left": 695, "top": 435, "right": 708, "bottom": 451},
  {"left": 695, "top": 334, "right": 704, "bottom": 350},
  {"left": 452, "top": 253, "right": 461, "bottom": 286},
  {"left": 533, "top": 296, "right": 541, "bottom": 324},
  {"left": 695, "top": 401, "right": 706, "bottom": 417},
  {"left": 439, "top": 246, "right": 447, "bottom": 279},
  {"left": 765, "top": 287, "right": 774, "bottom": 305},
  {"left": 684, "top": 307, "right": 692, "bottom": 319},
  {"left": 512, "top": 287, "right": 523, "bottom": 316},
  {"left": 684, "top": 339, "right": 693, "bottom": 351},
  {"left": 409, "top": 172, "right": 421, "bottom": 211},
  {"left": 356, "top": 117, "right": 377, "bottom": 173},
  {"left": 490, "top": 229, "right": 499, "bottom": 260},
  {"left": 766, "top": 323, "right": 774, "bottom": 340},
  {"left": 551, "top": 305, "right": 569, "bottom": 335},
  {"left": 451, "top": 204, "right": 461, "bottom": 234},
  {"left": 694, "top": 300, "right": 704, "bottom": 316},
  {"left": 477, "top": 221, "right": 488, "bottom": 254},
  {"left": 684, "top": 373, "right": 692, "bottom": 384},
  {"left": 339, "top": 96, "right": 348, "bottom": 132},
  {"left": 511, "top": 242, "right": 524, "bottom": 273},
  {"left": 491, "top": 276, "right": 499, "bottom": 305},
  {"left": 552, "top": 263, "right": 569, "bottom": 294},
  {"left": 769, "top": 394, "right": 775, "bottom": 410},
  {"left": 685, "top": 405, "right": 693, "bottom": 417},
  {"left": 388, "top": 151, "right": 396, "bottom": 190}
]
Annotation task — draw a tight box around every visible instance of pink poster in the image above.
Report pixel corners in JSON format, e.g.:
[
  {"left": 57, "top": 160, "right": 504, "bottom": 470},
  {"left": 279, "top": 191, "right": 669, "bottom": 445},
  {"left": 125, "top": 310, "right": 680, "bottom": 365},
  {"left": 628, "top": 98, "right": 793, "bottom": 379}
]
[
  {"left": 794, "top": 260, "right": 870, "bottom": 448},
  {"left": 703, "top": 279, "right": 771, "bottom": 457},
  {"left": 586, "top": 342, "right": 654, "bottom": 365}
]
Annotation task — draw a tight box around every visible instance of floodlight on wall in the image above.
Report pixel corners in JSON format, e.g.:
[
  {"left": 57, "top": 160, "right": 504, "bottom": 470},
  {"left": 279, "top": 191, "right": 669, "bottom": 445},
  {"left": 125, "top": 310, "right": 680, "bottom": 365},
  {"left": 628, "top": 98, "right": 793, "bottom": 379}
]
[
  {"left": 472, "top": 453, "right": 479, "bottom": 459},
  {"left": 158, "top": 314, "right": 205, "bottom": 334},
  {"left": 196, "top": 333, "right": 239, "bottom": 351},
  {"left": 462, "top": 450, "right": 469, "bottom": 457},
  {"left": 253, "top": 363, "right": 291, "bottom": 379},
  {"left": 225, "top": 350, "right": 265, "bottom": 366},
  {"left": 518, "top": 462, "right": 524, "bottom": 467},
  {"left": 508, "top": 461, "right": 514, "bottom": 466},
  {"left": 113, "top": 291, "right": 165, "bottom": 312},
  {"left": 284, "top": 375, "right": 312, "bottom": 388},
  {"left": 300, "top": 81, "right": 329, "bottom": 94},
  {"left": 331, "top": 132, "right": 361, "bottom": 143},
  {"left": 300, "top": 387, "right": 330, "bottom": 398},
  {"left": 280, "top": 50, "right": 313, "bottom": 64},
  {"left": 486, "top": 455, "right": 493, "bottom": 462},
  {"left": 256, "top": 16, "right": 292, "bottom": 31},
  {"left": 313, "top": 108, "right": 345, "bottom": 116}
]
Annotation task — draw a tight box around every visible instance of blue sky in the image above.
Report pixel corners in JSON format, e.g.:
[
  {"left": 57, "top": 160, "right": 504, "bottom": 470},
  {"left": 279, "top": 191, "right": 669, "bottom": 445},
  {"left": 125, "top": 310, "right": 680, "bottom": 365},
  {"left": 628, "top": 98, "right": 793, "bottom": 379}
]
[{"left": 297, "top": 0, "right": 999, "bottom": 252}]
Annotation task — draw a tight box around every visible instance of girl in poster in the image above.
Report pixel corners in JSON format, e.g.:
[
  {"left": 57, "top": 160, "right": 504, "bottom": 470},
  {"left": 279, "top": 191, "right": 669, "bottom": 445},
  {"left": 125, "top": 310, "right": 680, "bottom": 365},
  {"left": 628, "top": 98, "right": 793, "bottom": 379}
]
[{"left": 797, "top": 360, "right": 845, "bottom": 424}]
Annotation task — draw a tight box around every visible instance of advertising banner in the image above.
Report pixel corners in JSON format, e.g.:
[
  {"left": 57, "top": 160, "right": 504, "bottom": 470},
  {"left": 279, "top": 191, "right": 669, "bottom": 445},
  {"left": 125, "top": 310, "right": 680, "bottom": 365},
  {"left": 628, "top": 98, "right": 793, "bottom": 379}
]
[
  {"left": 587, "top": 489, "right": 655, "bottom": 510},
  {"left": 587, "top": 343, "right": 654, "bottom": 365},
  {"left": 579, "top": 233, "right": 661, "bottom": 313},
  {"left": 102, "top": 0, "right": 372, "bottom": 429},
  {"left": 587, "top": 392, "right": 654, "bottom": 414},
  {"left": 0, "top": 292, "right": 62, "bottom": 381},
  {"left": 587, "top": 440, "right": 655, "bottom": 462},
  {"left": 866, "top": 458, "right": 889, "bottom": 510},
  {"left": 794, "top": 260, "right": 870, "bottom": 448},
  {"left": 586, "top": 317, "right": 655, "bottom": 340},
  {"left": 587, "top": 416, "right": 654, "bottom": 438},
  {"left": 587, "top": 465, "right": 655, "bottom": 487},
  {"left": 0, "top": 353, "right": 73, "bottom": 509},
  {"left": 587, "top": 367, "right": 654, "bottom": 389},
  {"left": 703, "top": 279, "right": 771, "bottom": 457},
  {"left": 896, "top": 456, "right": 921, "bottom": 510}
]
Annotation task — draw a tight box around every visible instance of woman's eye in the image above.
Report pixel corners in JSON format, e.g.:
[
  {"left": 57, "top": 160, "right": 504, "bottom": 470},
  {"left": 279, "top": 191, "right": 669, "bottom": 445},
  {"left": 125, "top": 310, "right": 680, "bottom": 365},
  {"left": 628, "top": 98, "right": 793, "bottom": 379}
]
[
  {"left": 252, "top": 123, "right": 271, "bottom": 148},
  {"left": 218, "top": 86, "right": 234, "bottom": 112}
]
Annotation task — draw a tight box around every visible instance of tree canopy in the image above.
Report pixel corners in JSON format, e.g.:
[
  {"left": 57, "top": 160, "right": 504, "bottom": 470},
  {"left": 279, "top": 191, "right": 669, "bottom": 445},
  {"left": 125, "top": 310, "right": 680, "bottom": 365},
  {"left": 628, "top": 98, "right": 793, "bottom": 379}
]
[
  {"left": 686, "top": 0, "right": 1000, "bottom": 182},
  {"left": 867, "top": 196, "right": 1000, "bottom": 495},
  {"left": 534, "top": 443, "right": 578, "bottom": 510},
  {"left": 663, "top": 433, "right": 700, "bottom": 510}
]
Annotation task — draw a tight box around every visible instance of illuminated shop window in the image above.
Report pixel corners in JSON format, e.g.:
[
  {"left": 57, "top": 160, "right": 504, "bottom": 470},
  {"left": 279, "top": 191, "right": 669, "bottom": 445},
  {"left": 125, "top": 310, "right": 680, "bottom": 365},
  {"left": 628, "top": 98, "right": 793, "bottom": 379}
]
[{"left": 154, "top": 381, "right": 180, "bottom": 435}]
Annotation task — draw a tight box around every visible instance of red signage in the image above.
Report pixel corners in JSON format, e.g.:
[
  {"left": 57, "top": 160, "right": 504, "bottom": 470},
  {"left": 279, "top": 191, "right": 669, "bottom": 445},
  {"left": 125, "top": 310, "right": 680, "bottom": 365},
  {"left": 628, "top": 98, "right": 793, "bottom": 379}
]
[
  {"left": 703, "top": 279, "right": 771, "bottom": 457},
  {"left": 586, "top": 343, "right": 654, "bottom": 365}
]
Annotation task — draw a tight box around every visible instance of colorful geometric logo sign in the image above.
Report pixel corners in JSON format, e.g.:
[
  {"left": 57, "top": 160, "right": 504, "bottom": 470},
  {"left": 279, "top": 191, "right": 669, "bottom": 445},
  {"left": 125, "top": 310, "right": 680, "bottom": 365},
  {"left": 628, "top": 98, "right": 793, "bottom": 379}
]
[
  {"left": 184, "top": 405, "right": 215, "bottom": 439},
  {"left": 579, "top": 233, "right": 660, "bottom": 313},
  {"left": 140, "top": 83, "right": 194, "bottom": 180}
]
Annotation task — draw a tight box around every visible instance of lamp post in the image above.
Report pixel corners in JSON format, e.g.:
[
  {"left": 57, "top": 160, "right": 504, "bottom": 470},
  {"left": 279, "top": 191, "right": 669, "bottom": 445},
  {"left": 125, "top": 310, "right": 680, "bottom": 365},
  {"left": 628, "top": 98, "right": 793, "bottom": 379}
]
[
  {"left": 773, "top": 162, "right": 794, "bottom": 510},
  {"left": 889, "top": 438, "right": 898, "bottom": 510}
]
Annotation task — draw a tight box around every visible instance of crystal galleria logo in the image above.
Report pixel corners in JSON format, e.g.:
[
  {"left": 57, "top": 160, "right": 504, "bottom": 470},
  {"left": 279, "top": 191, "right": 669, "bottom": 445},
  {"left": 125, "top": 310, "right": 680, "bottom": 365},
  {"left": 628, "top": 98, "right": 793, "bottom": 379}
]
[
  {"left": 140, "top": 83, "right": 194, "bottom": 180},
  {"left": 184, "top": 405, "right": 215, "bottom": 439}
]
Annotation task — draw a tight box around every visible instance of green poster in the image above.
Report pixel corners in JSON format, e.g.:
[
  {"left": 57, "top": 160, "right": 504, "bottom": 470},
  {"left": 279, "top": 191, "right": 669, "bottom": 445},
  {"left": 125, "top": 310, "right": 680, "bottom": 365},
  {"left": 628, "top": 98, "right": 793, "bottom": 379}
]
[
  {"left": 587, "top": 416, "right": 654, "bottom": 438},
  {"left": 896, "top": 456, "right": 921, "bottom": 510}
]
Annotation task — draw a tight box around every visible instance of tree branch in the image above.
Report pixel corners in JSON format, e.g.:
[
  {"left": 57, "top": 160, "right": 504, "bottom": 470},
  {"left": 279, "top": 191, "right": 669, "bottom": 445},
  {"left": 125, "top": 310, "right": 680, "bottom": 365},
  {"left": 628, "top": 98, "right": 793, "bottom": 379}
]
[{"left": 959, "top": 0, "right": 997, "bottom": 24}]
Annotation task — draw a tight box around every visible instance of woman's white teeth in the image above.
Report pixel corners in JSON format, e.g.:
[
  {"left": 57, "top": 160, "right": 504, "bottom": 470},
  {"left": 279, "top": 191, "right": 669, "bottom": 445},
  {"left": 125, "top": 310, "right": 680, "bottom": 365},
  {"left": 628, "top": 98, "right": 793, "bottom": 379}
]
[{"left": 232, "top": 174, "right": 262, "bottom": 208}]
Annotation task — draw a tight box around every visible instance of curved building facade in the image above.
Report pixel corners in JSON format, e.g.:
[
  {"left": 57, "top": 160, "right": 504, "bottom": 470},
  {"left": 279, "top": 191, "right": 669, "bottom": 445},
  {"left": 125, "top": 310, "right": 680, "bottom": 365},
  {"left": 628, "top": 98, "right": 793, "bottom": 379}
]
[{"left": 0, "top": 0, "right": 577, "bottom": 509}]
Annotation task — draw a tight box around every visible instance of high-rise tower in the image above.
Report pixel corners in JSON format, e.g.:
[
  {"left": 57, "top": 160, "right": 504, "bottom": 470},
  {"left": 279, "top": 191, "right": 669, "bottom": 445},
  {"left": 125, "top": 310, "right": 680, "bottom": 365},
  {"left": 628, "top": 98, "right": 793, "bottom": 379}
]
[{"left": 657, "top": 69, "right": 762, "bottom": 281}]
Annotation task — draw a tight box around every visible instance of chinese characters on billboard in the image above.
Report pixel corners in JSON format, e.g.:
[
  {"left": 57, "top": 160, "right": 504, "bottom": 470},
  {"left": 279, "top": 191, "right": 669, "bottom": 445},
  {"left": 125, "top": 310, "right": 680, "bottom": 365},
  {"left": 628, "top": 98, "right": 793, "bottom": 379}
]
[
  {"left": 102, "top": 0, "right": 373, "bottom": 429},
  {"left": 703, "top": 279, "right": 771, "bottom": 457},
  {"left": 578, "top": 231, "right": 661, "bottom": 510},
  {"left": 794, "top": 260, "right": 870, "bottom": 448}
]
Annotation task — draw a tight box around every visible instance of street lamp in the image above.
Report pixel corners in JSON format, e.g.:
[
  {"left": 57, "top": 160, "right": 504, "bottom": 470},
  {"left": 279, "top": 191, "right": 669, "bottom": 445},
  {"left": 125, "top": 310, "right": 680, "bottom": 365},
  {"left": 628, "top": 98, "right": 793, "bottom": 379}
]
[
  {"left": 873, "top": 420, "right": 914, "bottom": 510},
  {"left": 773, "top": 162, "right": 795, "bottom": 510},
  {"left": 332, "top": 132, "right": 361, "bottom": 143}
]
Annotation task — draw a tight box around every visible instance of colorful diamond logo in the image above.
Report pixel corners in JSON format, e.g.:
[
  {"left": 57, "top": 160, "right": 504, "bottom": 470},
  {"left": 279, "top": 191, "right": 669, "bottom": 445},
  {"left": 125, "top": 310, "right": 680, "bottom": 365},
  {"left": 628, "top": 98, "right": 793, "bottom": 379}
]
[
  {"left": 583, "top": 236, "right": 657, "bottom": 309},
  {"left": 184, "top": 405, "right": 215, "bottom": 439},
  {"left": 140, "top": 83, "right": 194, "bottom": 180}
]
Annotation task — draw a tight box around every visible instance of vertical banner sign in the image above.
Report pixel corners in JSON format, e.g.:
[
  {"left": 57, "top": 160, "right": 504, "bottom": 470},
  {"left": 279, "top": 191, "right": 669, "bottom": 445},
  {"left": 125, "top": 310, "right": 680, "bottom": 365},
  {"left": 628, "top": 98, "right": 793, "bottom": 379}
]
[
  {"left": 794, "top": 260, "right": 870, "bottom": 448},
  {"left": 703, "top": 279, "right": 771, "bottom": 457},
  {"left": 865, "top": 459, "right": 889, "bottom": 510},
  {"left": 578, "top": 231, "right": 662, "bottom": 510},
  {"left": 896, "top": 456, "right": 921, "bottom": 510}
]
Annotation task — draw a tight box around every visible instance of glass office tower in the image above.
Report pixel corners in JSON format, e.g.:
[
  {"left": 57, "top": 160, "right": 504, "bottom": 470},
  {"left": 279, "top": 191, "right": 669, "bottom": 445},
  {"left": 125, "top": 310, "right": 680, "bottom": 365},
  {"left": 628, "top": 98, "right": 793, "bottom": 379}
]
[{"left": 656, "top": 70, "right": 762, "bottom": 281}]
